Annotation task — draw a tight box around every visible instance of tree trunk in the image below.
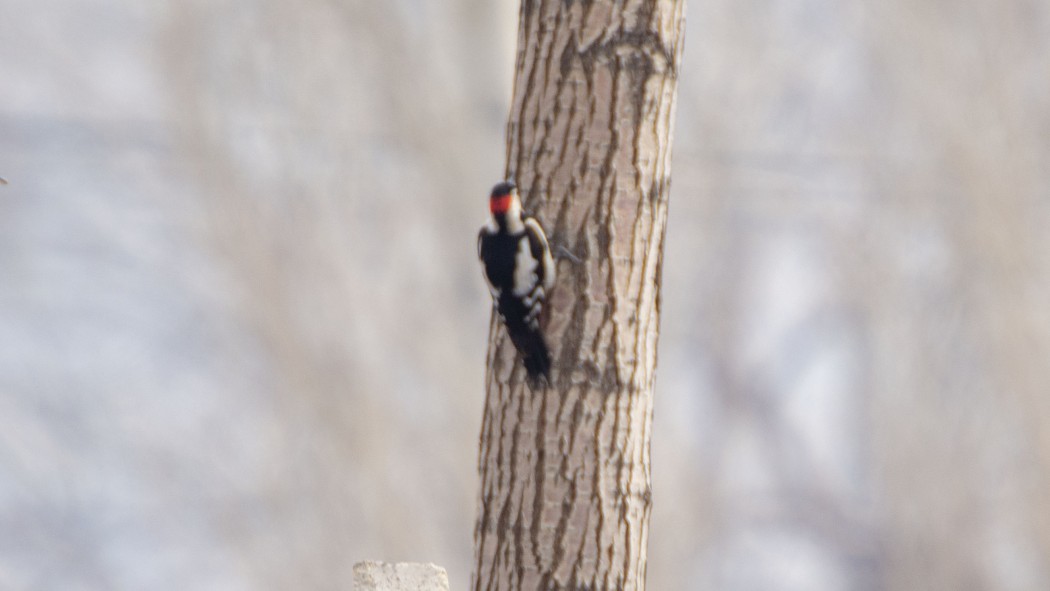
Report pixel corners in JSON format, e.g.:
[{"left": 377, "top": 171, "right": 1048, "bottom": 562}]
[{"left": 472, "top": 2, "right": 685, "bottom": 590}]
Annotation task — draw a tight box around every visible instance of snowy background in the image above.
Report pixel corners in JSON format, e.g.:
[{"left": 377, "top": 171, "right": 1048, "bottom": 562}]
[{"left": 3, "top": 1, "right": 1050, "bottom": 589}]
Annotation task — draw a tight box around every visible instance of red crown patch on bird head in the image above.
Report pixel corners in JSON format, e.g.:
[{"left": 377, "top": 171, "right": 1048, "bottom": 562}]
[{"left": 489, "top": 181, "right": 517, "bottom": 215}]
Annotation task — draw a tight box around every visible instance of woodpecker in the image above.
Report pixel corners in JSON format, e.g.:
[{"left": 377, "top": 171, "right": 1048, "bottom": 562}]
[{"left": 478, "top": 180, "right": 556, "bottom": 384}]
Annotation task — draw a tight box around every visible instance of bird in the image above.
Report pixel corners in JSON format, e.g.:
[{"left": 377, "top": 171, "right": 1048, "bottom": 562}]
[{"left": 478, "top": 180, "right": 556, "bottom": 385}]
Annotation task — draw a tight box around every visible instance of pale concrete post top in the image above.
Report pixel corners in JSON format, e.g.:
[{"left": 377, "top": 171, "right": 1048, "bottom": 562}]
[{"left": 352, "top": 561, "right": 450, "bottom": 591}]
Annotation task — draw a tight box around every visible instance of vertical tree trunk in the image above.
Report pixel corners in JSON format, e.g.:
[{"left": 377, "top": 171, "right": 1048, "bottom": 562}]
[{"left": 472, "top": 2, "right": 685, "bottom": 590}]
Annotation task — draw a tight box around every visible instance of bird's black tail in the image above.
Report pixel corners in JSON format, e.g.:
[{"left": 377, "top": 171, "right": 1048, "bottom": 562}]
[{"left": 508, "top": 324, "right": 551, "bottom": 386}]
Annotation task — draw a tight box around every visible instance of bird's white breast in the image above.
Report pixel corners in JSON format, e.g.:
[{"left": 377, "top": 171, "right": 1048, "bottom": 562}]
[{"left": 512, "top": 237, "right": 538, "bottom": 297}]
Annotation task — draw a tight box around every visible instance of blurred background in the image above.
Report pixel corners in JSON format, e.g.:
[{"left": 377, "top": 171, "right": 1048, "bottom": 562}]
[{"left": 2, "top": 0, "right": 1049, "bottom": 589}]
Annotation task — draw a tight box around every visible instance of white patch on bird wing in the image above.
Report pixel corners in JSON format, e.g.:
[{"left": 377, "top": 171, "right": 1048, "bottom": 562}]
[
  {"left": 523, "top": 286, "right": 543, "bottom": 307},
  {"left": 541, "top": 245, "right": 555, "bottom": 291},
  {"left": 523, "top": 217, "right": 555, "bottom": 291},
  {"left": 512, "top": 236, "right": 539, "bottom": 297},
  {"left": 525, "top": 303, "right": 541, "bottom": 323}
]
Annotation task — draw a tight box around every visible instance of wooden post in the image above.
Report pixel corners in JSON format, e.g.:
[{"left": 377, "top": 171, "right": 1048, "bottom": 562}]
[{"left": 353, "top": 562, "right": 450, "bottom": 591}]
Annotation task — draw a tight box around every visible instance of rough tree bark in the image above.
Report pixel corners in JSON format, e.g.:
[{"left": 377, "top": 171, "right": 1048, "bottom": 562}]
[{"left": 472, "top": 2, "right": 685, "bottom": 590}]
